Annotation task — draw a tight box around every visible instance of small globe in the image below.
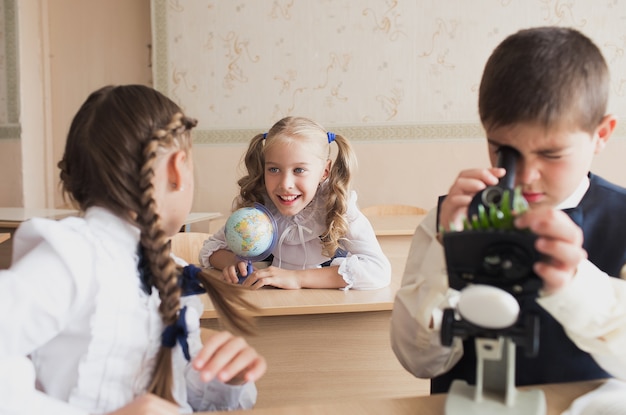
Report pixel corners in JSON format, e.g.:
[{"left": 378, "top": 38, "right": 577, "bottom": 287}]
[{"left": 224, "top": 205, "right": 277, "bottom": 260}]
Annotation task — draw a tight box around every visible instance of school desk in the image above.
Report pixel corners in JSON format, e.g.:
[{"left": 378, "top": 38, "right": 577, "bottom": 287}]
[
  {"left": 0, "top": 209, "right": 221, "bottom": 269},
  {"left": 0, "top": 207, "right": 221, "bottom": 230},
  {"left": 365, "top": 213, "right": 426, "bottom": 236},
  {"left": 199, "top": 212, "right": 429, "bottom": 409},
  {"left": 368, "top": 213, "right": 426, "bottom": 279},
  {"left": 0, "top": 207, "right": 78, "bottom": 227},
  {"left": 180, "top": 211, "right": 223, "bottom": 232},
  {"left": 199, "top": 379, "right": 606, "bottom": 415},
  {"left": 200, "top": 281, "right": 429, "bottom": 408}
]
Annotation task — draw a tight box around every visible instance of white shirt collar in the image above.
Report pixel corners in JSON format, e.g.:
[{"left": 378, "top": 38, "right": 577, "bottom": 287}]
[{"left": 555, "top": 175, "right": 590, "bottom": 210}]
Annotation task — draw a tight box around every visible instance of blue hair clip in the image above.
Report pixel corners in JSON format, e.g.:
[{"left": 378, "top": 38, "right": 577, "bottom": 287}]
[
  {"left": 262, "top": 133, "right": 268, "bottom": 139},
  {"left": 327, "top": 132, "right": 336, "bottom": 143},
  {"left": 162, "top": 305, "right": 191, "bottom": 361}
]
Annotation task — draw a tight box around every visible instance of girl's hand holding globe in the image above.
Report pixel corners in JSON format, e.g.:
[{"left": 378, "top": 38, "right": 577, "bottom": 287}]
[{"left": 224, "top": 203, "right": 277, "bottom": 284}]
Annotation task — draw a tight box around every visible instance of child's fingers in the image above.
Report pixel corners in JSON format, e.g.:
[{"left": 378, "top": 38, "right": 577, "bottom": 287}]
[
  {"left": 241, "top": 275, "right": 264, "bottom": 289},
  {"left": 193, "top": 332, "right": 262, "bottom": 383},
  {"left": 193, "top": 331, "right": 234, "bottom": 372},
  {"left": 216, "top": 347, "right": 266, "bottom": 384},
  {"left": 221, "top": 266, "right": 239, "bottom": 284},
  {"left": 516, "top": 208, "right": 583, "bottom": 245},
  {"left": 533, "top": 255, "right": 585, "bottom": 294},
  {"left": 458, "top": 167, "right": 505, "bottom": 186},
  {"left": 535, "top": 237, "right": 587, "bottom": 271},
  {"left": 445, "top": 168, "right": 504, "bottom": 200},
  {"left": 200, "top": 336, "right": 244, "bottom": 381},
  {"left": 515, "top": 208, "right": 587, "bottom": 293},
  {"left": 240, "top": 355, "right": 267, "bottom": 382},
  {"left": 440, "top": 168, "right": 505, "bottom": 231}
]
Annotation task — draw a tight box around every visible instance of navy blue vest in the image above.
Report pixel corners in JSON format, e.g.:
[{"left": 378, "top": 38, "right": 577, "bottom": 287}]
[{"left": 431, "top": 173, "right": 626, "bottom": 393}]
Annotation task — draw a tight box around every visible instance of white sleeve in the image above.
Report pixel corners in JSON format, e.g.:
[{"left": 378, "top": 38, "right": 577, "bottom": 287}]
[
  {"left": 537, "top": 260, "right": 626, "bottom": 380},
  {"left": 185, "top": 375, "right": 257, "bottom": 412},
  {"left": 198, "top": 227, "right": 229, "bottom": 268},
  {"left": 0, "top": 237, "right": 90, "bottom": 414},
  {"left": 0, "top": 357, "right": 87, "bottom": 415},
  {"left": 330, "top": 192, "right": 392, "bottom": 290},
  {"left": 182, "top": 297, "right": 257, "bottom": 411},
  {"left": 390, "top": 208, "right": 464, "bottom": 379}
]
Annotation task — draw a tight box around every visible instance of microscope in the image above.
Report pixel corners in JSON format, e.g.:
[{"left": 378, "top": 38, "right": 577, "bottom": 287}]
[{"left": 440, "top": 146, "right": 547, "bottom": 414}]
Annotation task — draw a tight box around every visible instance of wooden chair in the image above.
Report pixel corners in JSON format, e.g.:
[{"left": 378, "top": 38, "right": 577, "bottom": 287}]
[
  {"left": 360, "top": 204, "right": 428, "bottom": 217},
  {"left": 169, "top": 232, "right": 212, "bottom": 265},
  {"left": 360, "top": 204, "right": 427, "bottom": 237},
  {"left": 0, "top": 233, "right": 10, "bottom": 244}
]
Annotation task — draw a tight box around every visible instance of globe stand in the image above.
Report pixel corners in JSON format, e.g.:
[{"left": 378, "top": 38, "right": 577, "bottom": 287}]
[{"left": 239, "top": 260, "right": 256, "bottom": 284}]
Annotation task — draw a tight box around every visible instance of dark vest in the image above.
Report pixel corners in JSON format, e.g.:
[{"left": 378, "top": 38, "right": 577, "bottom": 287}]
[{"left": 432, "top": 173, "right": 626, "bottom": 393}]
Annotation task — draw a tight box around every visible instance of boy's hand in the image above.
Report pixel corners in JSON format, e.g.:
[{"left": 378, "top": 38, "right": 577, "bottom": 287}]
[
  {"left": 515, "top": 207, "right": 587, "bottom": 294},
  {"left": 439, "top": 167, "right": 505, "bottom": 232},
  {"left": 193, "top": 331, "right": 267, "bottom": 385}
]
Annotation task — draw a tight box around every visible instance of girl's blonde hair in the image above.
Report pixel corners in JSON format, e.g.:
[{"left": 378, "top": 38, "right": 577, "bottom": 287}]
[
  {"left": 58, "top": 85, "right": 257, "bottom": 404},
  {"left": 236, "top": 116, "right": 356, "bottom": 257}
]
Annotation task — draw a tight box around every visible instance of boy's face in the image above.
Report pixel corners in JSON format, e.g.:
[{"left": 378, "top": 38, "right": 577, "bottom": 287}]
[{"left": 486, "top": 120, "right": 610, "bottom": 209}]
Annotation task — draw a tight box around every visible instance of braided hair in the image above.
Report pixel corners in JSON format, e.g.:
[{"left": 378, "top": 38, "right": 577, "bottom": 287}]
[{"left": 58, "top": 85, "right": 257, "bottom": 403}]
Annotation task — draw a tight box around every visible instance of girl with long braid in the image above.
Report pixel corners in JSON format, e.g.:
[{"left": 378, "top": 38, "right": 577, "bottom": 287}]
[
  {"left": 0, "top": 85, "right": 266, "bottom": 414},
  {"left": 200, "top": 116, "right": 391, "bottom": 290}
]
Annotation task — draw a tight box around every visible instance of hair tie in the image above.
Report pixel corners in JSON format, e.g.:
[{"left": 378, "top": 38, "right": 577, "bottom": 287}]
[
  {"left": 180, "top": 265, "right": 206, "bottom": 297},
  {"left": 327, "top": 132, "right": 336, "bottom": 143},
  {"left": 137, "top": 245, "right": 153, "bottom": 295},
  {"left": 161, "top": 305, "right": 191, "bottom": 361},
  {"left": 262, "top": 133, "right": 268, "bottom": 139}
]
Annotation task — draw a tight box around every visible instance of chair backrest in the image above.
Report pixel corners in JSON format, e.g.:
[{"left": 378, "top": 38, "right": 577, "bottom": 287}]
[
  {"left": 360, "top": 204, "right": 428, "bottom": 216},
  {"left": 170, "top": 232, "right": 212, "bottom": 265}
]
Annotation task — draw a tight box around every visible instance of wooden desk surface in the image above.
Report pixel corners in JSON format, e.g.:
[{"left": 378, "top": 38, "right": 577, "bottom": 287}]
[
  {"left": 181, "top": 212, "right": 222, "bottom": 232},
  {"left": 0, "top": 207, "right": 78, "bottom": 227},
  {"left": 0, "top": 233, "right": 10, "bottom": 244},
  {"left": 200, "top": 215, "right": 419, "bottom": 319},
  {"left": 0, "top": 208, "right": 220, "bottom": 228},
  {"left": 200, "top": 268, "right": 400, "bottom": 319},
  {"left": 202, "top": 380, "right": 605, "bottom": 415},
  {"left": 185, "top": 211, "right": 222, "bottom": 224},
  {"left": 198, "top": 229, "right": 425, "bottom": 408},
  {"left": 366, "top": 213, "right": 426, "bottom": 236},
  {"left": 199, "top": 231, "right": 423, "bottom": 408}
]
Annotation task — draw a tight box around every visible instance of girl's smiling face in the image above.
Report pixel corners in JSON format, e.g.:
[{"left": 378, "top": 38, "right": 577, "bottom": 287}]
[{"left": 263, "top": 138, "right": 330, "bottom": 217}]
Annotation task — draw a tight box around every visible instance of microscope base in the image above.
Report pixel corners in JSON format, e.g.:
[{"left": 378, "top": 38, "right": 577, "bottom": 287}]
[{"left": 445, "top": 380, "right": 546, "bottom": 415}]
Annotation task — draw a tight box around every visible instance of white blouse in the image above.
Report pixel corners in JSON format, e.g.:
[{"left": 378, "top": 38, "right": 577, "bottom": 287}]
[
  {"left": 199, "top": 185, "right": 391, "bottom": 290},
  {"left": 0, "top": 207, "right": 256, "bottom": 414}
]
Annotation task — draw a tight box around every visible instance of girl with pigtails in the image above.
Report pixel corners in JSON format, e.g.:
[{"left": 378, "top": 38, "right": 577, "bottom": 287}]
[
  {"left": 0, "top": 85, "right": 266, "bottom": 414},
  {"left": 200, "top": 116, "right": 391, "bottom": 290}
]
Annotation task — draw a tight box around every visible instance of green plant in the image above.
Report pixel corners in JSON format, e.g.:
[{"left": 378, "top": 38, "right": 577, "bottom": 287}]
[{"left": 449, "top": 187, "right": 529, "bottom": 232}]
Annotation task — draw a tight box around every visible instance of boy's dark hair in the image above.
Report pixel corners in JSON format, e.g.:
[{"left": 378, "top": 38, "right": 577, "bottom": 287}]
[{"left": 479, "top": 26, "right": 609, "bottom": 134}]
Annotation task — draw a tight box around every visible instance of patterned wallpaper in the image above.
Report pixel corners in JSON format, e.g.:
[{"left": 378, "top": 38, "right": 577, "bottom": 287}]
[
  {"left": 0, "top": 0, "right": 20, "bottom": 139},
  {"left": 149, "top": 2, "right": 626, "bottom": 142}
]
